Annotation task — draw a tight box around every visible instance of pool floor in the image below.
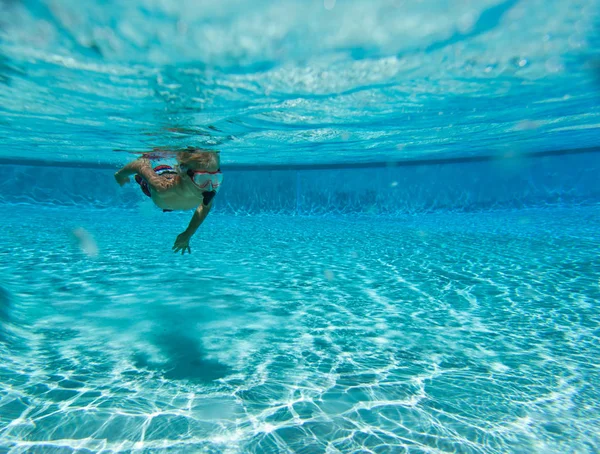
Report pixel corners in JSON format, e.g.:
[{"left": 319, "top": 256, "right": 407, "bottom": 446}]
[{"left": 0, "top": 204, "right": 599, "bottom": 453}]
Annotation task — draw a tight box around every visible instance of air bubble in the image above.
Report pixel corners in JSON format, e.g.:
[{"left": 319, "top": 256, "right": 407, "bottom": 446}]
[
  {"left": 545, "top": 57, "right": 563, "bottom": 73},
  {"left": 458, "top": 13, "right": 476, "bottom": 34},
  {"left": 515, "top": 120, "right": 540, "bottom": 131},
  {"left": 72, "top": 228, "right": 99, "bottom": 258},
  {"left": 324, "top": 0, "right": 336, "bottom": 10}
]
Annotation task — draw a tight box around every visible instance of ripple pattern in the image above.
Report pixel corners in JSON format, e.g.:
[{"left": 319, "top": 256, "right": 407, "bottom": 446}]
[
  {"left": 0, "top": 205, "right": 598, "bottom": 452},
  {"left": 1, "top": 0, "right": 600, "bottom": 165}
]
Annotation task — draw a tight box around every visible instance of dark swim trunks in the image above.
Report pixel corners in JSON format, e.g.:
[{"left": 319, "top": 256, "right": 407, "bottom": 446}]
[{"left": 134, "top": 165, "right": 177, "bottom": 212}]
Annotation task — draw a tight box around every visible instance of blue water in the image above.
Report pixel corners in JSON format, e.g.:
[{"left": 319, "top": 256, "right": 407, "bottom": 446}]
[
  {"left": 1, "top": 0, "right": 600, "bottom": 166},
  {"left": 1, "top": 0, "right": 600, "bottom": 453},
  {"left": 1, "top": 206, "right": 599, "bottom": 453}
]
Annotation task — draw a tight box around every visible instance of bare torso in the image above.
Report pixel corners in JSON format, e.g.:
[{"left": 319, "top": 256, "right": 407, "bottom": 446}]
[{"left": 149, "top": 174, "right": 204, "bottom": 211}]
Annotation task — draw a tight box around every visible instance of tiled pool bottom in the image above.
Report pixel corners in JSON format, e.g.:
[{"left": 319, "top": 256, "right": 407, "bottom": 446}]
[{"left": 0, "top": 205, "right": 598, "bottom": 453}]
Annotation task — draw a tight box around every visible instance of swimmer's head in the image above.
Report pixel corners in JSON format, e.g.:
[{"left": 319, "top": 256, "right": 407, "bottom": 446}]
[{"left": 176, "top": 147, "right": 220, "bottom": 172}]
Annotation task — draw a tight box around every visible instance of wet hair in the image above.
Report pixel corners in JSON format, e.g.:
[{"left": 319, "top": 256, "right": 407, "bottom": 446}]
[{"left": 176, "top": 148, "right": 220, "bottom": 171}]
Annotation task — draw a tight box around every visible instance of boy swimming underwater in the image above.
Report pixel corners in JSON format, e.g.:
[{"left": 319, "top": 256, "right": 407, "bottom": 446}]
[{"left": 114, "top": 148, "right": 222, "bottom": 255}]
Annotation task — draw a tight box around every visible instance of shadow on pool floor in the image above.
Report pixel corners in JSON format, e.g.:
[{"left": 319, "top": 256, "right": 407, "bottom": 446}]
[{"left": 133, "top": 330, "right": 231, "bottom": 383}]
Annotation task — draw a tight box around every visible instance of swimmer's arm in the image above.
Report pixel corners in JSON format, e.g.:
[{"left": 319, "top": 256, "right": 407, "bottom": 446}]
[
  {"left": 114, "top": 157, "right": 176, "bottom": 191},
  {"left": 173, "top": 202, "right": 213, "bottom": 254},
  {"left": 185, "top": 202, "right": 213, "bottom": 237}
]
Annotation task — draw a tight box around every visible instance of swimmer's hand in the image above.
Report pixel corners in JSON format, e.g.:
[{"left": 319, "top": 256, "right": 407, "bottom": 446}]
[
  {"left": 114, "top": 171, "right": 130, "bottom": 186},
  {"left": 173, "top": 232, "right": 192, "bottom": 255}
]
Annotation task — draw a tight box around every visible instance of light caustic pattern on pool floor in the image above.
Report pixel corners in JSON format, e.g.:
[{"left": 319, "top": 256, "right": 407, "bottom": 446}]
[{"left": 0, "top": 205, "right": 599, "bottom": 453}]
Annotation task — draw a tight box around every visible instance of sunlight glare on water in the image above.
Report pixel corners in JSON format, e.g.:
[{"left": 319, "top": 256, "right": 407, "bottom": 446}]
[{"left": 0, "top": 0, "right": 599, "bottom": 165}]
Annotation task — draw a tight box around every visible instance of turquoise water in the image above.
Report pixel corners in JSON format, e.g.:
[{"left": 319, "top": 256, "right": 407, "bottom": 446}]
[
  {"left": 1, "top": 0, "right": 600, "bottom": 166},
  {"left": 1, "top": 206, "right": 599, "bottom": 453},
  {"left": 1, "top": 0, "right": 600, "bottom": 453}
]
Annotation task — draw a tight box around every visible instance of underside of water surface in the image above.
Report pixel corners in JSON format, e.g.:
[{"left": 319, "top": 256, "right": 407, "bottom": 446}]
[{"left": 1, "top": 0, "right": 600, "bottom": 453}]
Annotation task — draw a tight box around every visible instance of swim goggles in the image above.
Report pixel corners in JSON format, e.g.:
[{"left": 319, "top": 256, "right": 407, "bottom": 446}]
[{"left": 181, "top": 166, "right": 223, "bottom": 192}]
